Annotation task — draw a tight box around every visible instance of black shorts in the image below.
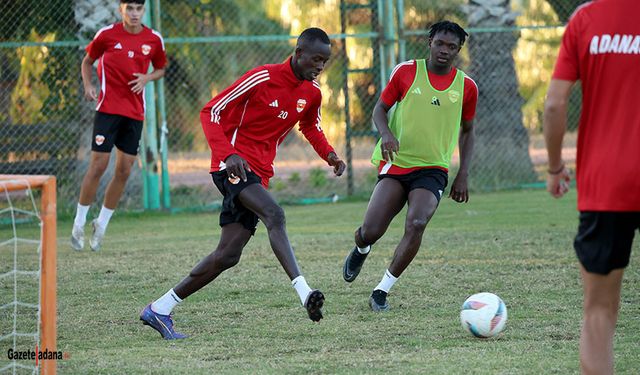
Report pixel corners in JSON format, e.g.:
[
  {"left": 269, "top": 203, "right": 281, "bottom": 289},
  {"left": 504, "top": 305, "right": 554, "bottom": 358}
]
[
  {"left": 378, "top": 168, "right": 448, "bottom": 202},
  {"left": 574, "top": 211, "right": 640, "bottom": 274},
  {"left": 92, "top": 112, "right": 143, "bottom": 155},
  {"left": 211, "top": 170, "right": 262, "bottom": 234}
]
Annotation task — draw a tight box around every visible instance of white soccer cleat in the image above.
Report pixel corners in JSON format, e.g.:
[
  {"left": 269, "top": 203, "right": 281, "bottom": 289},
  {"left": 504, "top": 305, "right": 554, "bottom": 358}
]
[
  {"left": 89, "top": 219, "right": 106, "bottom": 251},
  {"left": 70, "top": 224, "right": 85, "bottom": 251}
]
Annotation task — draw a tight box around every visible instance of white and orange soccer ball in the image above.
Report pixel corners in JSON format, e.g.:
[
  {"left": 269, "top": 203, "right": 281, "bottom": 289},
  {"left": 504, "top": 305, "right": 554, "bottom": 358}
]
[{"left": 460, "top": 292, "right": 507, "bottom": 338}]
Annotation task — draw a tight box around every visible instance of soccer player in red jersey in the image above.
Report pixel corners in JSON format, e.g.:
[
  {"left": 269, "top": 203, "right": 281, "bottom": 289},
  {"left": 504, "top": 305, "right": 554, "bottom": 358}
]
[
  {"left": 70, "top": 0, "right": 167, "bottom": 252},
  {"left": 342, "top": 21, "right": 478, "bottom": 311},
  {"left": 544, "top": 1, "right": 640, "bottom": 373},
  {"left": 140, "top": 28, "right": 346, "bottom": 338}
]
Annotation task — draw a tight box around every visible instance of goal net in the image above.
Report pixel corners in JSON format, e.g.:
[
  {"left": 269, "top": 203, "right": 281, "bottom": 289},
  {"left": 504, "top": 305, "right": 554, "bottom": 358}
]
[{"left": 0, "top": 175, "right": 57, "bottom": 375}]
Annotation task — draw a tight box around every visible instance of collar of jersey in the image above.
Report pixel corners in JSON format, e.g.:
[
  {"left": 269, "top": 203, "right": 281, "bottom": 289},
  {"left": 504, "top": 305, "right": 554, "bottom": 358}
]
[{"left": 281, "top": 56, "right": 306, "bottom": 87}]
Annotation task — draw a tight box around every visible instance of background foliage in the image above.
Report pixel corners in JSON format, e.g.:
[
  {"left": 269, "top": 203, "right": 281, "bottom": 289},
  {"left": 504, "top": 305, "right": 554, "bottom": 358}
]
[{"left": 0, "top": 0, "right": 586, "bottom": 212}]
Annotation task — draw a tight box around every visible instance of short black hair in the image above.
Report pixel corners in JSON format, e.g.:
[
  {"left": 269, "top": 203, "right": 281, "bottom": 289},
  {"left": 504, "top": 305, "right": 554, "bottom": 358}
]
[
  {"left": 121, "top": 0, "right": 145, "bottom": 4},
  {"left": 298, "top": 27, "right": 331, "bottom": 45},
  {"left": 428, "top": 21, "right": 468, "bottom": 46}
]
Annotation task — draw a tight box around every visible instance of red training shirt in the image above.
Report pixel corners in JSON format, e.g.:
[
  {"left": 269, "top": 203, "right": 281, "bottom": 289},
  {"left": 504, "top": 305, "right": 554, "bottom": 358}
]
[
  {"left": 552, "top": 0, "right": 640, "bottom": 211},
  {"left": 200, "top": 57, "right": 335, "bottom": 187},
  {"left": 378, "top": 60, "right": 479, "bottom": 175},
  {"left": 86, "top": 23, "right": 167, "bottom": 121}
]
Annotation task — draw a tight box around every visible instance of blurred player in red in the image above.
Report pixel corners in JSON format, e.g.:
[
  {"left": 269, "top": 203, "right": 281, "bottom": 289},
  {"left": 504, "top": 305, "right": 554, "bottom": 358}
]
[
  {"left": 71, "top": 0, "right": 167, "bottom": 251},
  {"left": 543, "top": 1, "right": 640, "bottom": 373},
  {"left": 141, "top": 27, "right": 346, "bottom": 339}
]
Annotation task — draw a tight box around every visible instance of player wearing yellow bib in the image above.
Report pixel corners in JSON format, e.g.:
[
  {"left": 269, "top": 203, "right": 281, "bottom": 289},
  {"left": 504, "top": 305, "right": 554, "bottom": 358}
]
[{"left": 342, "top": 21, "right": 478, "bottom": 311}]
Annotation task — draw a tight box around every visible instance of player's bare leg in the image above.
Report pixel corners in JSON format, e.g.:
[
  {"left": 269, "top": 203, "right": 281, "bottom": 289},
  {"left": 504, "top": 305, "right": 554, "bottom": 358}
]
[
  {"left": 173, "top": 223, "right": 252, "bottom": 299},
  {"left": 579, "top": 266, "right": 623, "bottom": 375},
  {"left": 71, "top": 151, "right": 110, "bottom": 250},
  {"left": 361, "top": 179, "right": 407, "bottom": 247},
  {"left": 344, "top": 178, "right": 406, "bottom": 282},
  {"left": 103, "top": 149, "right": 136, "bottom": 209},
  {"left": 89, "top": 149, "right": 136, "bottom": 250},
  {"left": 388, "top": 188, "right": 438, "bottom": 277},
  {"left": 238, "top": 184, "right": 323, "bottom": 321},
  {"left": 141, "top": 223, "right": 251, "bottom": 339},
  {"left": 78, "top": 151, "right": 111, "bottom": 205},
  {"left": 238, "top": 184, "right": 301, "bottom": 279},
  {"left": 371, "top": 188, "right": 438, "bottom": 311}
]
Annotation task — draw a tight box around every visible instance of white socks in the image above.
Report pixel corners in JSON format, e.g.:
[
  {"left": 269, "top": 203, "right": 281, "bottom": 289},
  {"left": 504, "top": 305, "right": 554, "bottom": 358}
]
[
  {"left": 152, "top": 289, "right": 183, "bottom": 315},
  {"left": 357, "top": 245, "right": 371, "bottom": 254},
  {"left": 374, "top": 269, "right": 398, "bottom": 293},
  {"left": 74, "top": 204, "right": 114, "bottom": 229},
  {"left": 74, "top": 204, "right": 90, "bottom": 227},
  {"left": 96, "top": 206, "right": 114, "bottom": 229},
  {"left": 292, "top": 275, "right": 313, "bottom": 305}
]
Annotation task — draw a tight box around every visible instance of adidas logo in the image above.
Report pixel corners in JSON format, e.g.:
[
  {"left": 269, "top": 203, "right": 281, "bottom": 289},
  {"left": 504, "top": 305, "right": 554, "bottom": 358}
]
[
  {"left": 269, "top": 100, "right": 278, "bottom": 107},
  {"left": 114, "top": 42, "right": 122, "bottom": 50},
  {"left": 411, "top": 87, "right": 422, "bottom": 95},
  {"left": 431, "top": 96, "right": 441, "bottom": 106}
]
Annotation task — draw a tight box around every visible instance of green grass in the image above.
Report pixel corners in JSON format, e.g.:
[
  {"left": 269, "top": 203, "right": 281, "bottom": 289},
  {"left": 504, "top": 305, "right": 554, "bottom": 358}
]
[{"left": 3, "top": 189, "right": 640, "bottom": 374}]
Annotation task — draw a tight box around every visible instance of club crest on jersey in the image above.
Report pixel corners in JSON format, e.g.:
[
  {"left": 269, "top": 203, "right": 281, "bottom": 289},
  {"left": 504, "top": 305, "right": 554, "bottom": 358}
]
[
  {"left": 141, "top": 44, "right": 151, "bottom": 55},
  {"left": 296, "top": 99, "right": 307, "bottom": 113},
  {"left": 448, "top": 90, "right": 460, "bottom": 103},
  {"left": 95, "top": 134, "right": 105, "bottom": 146}
]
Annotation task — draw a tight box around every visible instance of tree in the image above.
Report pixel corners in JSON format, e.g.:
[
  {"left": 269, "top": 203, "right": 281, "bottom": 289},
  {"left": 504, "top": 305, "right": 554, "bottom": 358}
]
[
  {"left": 546, "top": 0, "right": 589, "bottom": 22},
  {"left": 1, "top": 0, "right": 79, "bottom": 124},
  {"left": 463, "top": 0, "right": 537, "bottom": 189}
]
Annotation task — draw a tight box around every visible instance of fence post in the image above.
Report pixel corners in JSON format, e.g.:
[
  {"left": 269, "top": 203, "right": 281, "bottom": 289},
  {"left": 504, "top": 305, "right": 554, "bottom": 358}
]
[
  {"left": 153, "top": 0, "right": 171, "bottom": 210},
  {"left": 142, "top": 3, "right": 160, "bottom": 210},
  {"left": 396, "top": 0, "right": 405, "bottom": 62}
]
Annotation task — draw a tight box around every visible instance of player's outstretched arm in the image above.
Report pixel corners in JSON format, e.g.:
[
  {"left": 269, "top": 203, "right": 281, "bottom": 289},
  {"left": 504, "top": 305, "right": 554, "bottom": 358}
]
[
  {"left": 298, "top": 99, "right": 344, "bottom": 175},
  {"left": 450, "top": 119, "right": 474, "bottom": 203}
]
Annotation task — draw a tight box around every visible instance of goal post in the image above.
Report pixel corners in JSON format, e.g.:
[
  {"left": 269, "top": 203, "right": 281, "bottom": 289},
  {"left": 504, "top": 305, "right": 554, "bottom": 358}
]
[{"left": 0, "top": 175, "right": 57, "bottom": 375}]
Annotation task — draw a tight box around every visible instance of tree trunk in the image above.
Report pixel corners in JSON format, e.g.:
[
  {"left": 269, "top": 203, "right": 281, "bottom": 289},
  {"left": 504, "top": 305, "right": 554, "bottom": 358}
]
[{"left": 463, "top": 0, "right": 537, "bottom": 190}]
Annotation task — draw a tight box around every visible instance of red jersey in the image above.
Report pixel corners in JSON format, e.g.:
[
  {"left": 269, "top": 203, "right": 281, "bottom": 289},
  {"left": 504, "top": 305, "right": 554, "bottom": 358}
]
[
  {"left": 200, "top": 57, "right": 335, "bottom": 187},
  {"left": 86, "top": 23, "right": 167, "bottom": 121},
  {"left": 378, "top": 60, "right": 478, "bottom": 175},
  {"left": 552, "top": 0, "right": 640, "bottom": 211}
]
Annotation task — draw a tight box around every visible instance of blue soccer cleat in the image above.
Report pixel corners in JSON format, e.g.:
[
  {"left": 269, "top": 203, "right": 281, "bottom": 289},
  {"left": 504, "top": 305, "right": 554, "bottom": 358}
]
[{"left": 140, "top": 304, "right": 188, "bottom": 340}]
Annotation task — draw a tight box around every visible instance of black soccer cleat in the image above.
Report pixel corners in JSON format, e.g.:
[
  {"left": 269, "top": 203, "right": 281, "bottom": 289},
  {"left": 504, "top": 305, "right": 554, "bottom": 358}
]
[
  {"left": 304, "top": 290, "right": 324, "bottom": 322},
  {"left": 369, "top": 289, "right": 390, "bottom": 312},
  {"left": 343, "top": 246, "right": 369, "bottom": 282}
]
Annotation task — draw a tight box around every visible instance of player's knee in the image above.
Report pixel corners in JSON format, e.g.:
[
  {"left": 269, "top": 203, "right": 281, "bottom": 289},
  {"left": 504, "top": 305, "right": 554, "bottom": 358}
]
[
  {"left": 88, "top": 162, "right": 108, "bottom": 178},
  {"left": 583, "top": 295, "right": 620, "bottom": 318},
  {"left": 263, "top": 205, "right": 286, "bottom": 229},
  {"left": 212, "top": 250, "right": 241, "bottom": 270},
  {"left": 405, "top": 218, "right": 428, "bottom": 235},
  {"left": 114, "top": 164, "right": 132, "bottom": 180}
]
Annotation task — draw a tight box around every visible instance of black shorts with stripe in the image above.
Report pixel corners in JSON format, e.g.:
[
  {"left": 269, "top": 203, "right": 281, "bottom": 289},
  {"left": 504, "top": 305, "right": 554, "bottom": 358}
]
[{"left": 378, "top": 168, "right": 448, "bottom": 202}]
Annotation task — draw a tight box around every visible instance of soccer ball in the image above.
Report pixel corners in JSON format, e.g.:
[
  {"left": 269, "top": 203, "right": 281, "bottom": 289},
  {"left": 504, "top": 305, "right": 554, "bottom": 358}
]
[{"left": 460, "top": 292, "right": 507, "bottom": 338}]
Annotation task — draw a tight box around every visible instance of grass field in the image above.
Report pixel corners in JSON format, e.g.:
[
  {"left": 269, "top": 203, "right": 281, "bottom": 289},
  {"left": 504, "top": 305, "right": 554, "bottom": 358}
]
[{"left": 3, "top": 189, "right": 640, "bottom": 374}]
